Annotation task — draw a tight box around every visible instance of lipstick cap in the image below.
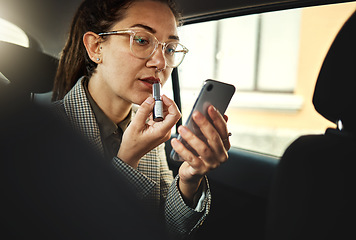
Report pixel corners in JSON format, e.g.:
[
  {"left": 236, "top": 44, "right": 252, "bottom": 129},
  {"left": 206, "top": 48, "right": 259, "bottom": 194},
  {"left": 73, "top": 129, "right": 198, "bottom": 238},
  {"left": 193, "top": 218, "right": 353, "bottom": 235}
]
[{"left": 153, "top": 83, "right": 161, "bottom": 100}]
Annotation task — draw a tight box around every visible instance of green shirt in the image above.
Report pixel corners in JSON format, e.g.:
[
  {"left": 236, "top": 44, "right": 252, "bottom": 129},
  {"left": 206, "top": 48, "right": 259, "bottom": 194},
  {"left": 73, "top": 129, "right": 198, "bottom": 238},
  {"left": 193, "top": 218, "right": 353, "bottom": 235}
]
[{"left": 83, "top": 79, "right": 131, "bottom": 159}]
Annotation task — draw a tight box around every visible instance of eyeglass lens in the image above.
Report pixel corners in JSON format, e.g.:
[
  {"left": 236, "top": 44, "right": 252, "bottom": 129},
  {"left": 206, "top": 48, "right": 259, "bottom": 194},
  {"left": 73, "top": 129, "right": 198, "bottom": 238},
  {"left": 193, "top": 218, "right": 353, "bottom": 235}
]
[{"left": 131, "top": 31, "right": 186, "bottom": 67}]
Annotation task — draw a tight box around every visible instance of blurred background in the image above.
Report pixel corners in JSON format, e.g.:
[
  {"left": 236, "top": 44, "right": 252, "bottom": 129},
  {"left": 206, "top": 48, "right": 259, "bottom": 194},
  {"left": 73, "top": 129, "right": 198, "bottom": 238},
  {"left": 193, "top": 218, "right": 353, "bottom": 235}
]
[
  {"left": 1, "top": 1, "right": 355, "bottom": 156},
  {"left": 164, "top": 2, "right": 356, "bottom": 156}
]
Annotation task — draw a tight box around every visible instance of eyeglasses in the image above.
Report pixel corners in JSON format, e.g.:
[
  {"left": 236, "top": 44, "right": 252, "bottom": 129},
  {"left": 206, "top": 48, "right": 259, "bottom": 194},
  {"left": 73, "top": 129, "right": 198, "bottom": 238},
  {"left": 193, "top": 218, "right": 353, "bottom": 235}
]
[{"left": 98, "top": 29, "right": 189, "bottom": 68}]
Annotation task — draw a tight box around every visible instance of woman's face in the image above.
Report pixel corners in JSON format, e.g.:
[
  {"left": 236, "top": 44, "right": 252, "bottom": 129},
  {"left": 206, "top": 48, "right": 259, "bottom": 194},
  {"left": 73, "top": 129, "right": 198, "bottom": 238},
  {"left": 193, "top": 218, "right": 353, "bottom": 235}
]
[{"left": 93, "top": 1, "right": 179, "bottom": 105}]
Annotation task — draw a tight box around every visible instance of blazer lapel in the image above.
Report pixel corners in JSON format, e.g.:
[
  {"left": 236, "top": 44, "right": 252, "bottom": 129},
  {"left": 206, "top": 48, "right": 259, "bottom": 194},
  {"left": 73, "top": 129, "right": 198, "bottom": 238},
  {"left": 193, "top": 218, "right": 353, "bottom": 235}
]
[
  {"left": 132, "top": 105, "right": 161, "bottom": 203},
  {"left": 62, "top": 80, "right": 163, "bottom": 207},
  {"left": 62, "top": 77, "right": 104, "bottom": 155},
  {"left": 62, "top": 81, "right": 160, "bottom": 197}
]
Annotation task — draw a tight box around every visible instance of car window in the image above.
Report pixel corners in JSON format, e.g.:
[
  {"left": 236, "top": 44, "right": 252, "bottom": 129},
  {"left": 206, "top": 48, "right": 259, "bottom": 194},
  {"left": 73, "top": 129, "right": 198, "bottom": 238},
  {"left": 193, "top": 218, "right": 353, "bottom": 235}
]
[{"left": 163, "top": 1, "right": 356, "bottom": 156}]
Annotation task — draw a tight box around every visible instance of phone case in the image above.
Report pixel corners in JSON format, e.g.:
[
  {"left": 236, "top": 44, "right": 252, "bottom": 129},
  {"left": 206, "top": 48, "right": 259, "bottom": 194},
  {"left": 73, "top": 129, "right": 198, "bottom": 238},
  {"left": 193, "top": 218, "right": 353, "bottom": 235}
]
[{"left": 170, "top": 79, "right": 236, "bottom": 161}]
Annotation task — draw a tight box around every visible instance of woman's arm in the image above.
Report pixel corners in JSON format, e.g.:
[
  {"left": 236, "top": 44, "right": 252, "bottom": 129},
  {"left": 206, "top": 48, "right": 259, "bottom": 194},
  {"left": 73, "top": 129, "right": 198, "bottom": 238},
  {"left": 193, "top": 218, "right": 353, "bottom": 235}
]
[{"left": 172, "top": 106, "right": 231, "bottom": 204}]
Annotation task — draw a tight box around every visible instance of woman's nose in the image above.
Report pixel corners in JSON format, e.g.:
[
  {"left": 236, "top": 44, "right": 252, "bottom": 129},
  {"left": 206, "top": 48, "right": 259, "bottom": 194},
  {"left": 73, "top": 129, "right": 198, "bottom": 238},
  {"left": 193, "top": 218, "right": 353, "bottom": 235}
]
[{"left": 146, "top": 45, "right": 167, "bottom": 70}]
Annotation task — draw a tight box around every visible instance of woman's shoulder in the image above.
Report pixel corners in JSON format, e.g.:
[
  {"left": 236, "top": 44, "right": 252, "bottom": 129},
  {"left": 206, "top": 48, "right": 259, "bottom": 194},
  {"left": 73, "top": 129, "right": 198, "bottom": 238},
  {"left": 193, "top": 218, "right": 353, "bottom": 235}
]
[
  {"left": 51, "top": 99, "right": 65, "bottom": 112},
  {"left": 48, "top": 99, "right": 70, "bottom": 123}
]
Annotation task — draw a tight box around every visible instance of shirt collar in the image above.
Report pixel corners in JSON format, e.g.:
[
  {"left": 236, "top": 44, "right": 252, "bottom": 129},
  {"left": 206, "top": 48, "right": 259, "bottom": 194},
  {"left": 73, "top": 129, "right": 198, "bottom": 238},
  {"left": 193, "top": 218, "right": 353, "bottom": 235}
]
[{"left": 82, "top": 77, "right": 131, "bottom": 139}]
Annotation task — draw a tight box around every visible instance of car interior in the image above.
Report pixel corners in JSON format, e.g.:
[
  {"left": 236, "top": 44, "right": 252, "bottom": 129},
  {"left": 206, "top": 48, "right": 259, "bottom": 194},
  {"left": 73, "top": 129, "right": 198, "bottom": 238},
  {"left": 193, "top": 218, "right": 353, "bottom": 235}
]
[
  {"left": 265, "top": 10, "right": 356, "bottom": 240},
  {"left": 1, "top": 0, "right": 355, "bottom": 239}
]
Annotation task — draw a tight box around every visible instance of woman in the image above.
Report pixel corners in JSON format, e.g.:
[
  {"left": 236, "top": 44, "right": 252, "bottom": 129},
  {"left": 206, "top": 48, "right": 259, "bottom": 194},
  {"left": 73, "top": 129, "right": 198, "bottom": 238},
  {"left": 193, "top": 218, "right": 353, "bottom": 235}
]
[{"left": 52, "top": 0, "right": 231, "bottom": 238}]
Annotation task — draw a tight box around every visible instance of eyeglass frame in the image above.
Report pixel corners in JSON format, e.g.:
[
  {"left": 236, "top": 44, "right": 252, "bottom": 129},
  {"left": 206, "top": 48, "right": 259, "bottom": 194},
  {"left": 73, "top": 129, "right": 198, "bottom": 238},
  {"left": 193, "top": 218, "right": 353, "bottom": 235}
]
[{"left": 97, "top": 29, "right": 189, "bottom": 68}]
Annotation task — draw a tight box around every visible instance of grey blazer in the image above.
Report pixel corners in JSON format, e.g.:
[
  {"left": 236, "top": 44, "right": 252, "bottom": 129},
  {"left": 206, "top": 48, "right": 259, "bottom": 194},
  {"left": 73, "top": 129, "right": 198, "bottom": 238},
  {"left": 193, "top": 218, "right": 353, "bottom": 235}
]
[{"left": 53, "top": 78, "right": 211, "bottom": 238}]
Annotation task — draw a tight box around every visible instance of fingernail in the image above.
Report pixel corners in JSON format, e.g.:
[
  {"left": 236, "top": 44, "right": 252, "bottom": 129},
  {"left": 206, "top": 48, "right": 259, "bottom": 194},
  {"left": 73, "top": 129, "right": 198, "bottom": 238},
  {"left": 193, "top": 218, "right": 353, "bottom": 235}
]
[
  {"left": 145, "top": 97, "right": 154, "bottom": 104},
  {"left": 193, "top": 111, "right": 203, "bottom": 121},
  {"left": 178, "top": 125, "right": 188, "bottom": 135},
  {"left": 171, "top": 138, "right": 179, "bottom": 147},
  {"left": 210, "top": 105, "right": 218, "bottom": 113}
]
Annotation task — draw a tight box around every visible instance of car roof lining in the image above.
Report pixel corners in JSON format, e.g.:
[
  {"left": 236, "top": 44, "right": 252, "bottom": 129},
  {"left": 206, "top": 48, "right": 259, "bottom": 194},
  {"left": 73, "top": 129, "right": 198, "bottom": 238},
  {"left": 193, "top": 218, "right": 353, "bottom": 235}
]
[
  {"left": 180, "top": 0, "right": 354, "bottom": 24},
  {"left": 0, "top": 0, "right": 354, "bottom": 57}
]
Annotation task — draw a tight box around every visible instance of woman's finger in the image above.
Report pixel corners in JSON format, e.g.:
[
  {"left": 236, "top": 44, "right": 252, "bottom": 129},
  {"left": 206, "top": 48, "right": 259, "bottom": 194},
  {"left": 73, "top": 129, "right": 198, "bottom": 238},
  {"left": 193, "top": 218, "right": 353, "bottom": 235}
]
[
  {"left": 171, "top": 138, "right": 205, "bottom": 171},
  {"left": 129, "top": 97, "right": 155, "bottom": 132},
  {"left": 207, "top": 106, "right": 231, "bottom": 151},
  {"left": 161, "top": 94, "right": 181, "bottom": 127},
  {"left": 192, "top": 111, "right": 228, "bottom": 163},
  {"left": 177, "top": 125, "right": 215, "bottom": 160}
]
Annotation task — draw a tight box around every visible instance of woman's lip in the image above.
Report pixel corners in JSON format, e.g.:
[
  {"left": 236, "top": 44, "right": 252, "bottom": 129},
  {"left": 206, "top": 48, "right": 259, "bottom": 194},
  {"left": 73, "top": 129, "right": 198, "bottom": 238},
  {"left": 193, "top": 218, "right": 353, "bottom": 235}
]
[
  {"left": 140, "top": 77, "right": 160, "bottom": 84},
  {"left": 139, "top": 79, "right": 157, "bottom": 90}
]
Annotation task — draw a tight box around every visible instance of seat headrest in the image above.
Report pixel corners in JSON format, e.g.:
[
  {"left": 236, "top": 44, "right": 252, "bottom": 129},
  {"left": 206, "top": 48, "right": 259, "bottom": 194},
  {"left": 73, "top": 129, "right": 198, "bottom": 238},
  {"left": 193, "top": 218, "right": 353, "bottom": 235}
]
[
  {"left": 313, "top": 11, "right": 356, "bottom": 134},
  {"left": 0, "top": 41, "right": 58, "bottom": 93}
]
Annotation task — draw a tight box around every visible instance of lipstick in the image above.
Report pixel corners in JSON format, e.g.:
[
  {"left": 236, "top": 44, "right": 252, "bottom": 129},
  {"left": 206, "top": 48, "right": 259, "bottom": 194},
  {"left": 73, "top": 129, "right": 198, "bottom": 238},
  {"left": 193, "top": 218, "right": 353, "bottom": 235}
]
[{"left": 153, "top": 82, "right": 163, "bottom": 122}]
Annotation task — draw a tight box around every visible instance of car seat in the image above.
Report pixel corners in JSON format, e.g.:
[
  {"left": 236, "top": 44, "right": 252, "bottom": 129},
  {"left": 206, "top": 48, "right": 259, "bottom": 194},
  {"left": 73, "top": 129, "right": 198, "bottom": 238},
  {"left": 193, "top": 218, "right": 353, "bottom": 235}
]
[
  {"left": 265, "top": 10, "right": 356, "bottom": 240},
  {"left": 0, "top": 41, "right": 58, "bottom": 101}
]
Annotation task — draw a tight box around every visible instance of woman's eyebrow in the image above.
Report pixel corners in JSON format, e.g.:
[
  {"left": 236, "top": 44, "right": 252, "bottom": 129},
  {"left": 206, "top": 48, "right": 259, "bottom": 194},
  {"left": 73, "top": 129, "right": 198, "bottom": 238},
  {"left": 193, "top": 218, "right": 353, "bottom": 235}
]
[
  {"left": 130, "top": 24, "right": 155, "bottom": 33},
  {"left": 130, "top": 24, "right": 180, "bottom": 41}
]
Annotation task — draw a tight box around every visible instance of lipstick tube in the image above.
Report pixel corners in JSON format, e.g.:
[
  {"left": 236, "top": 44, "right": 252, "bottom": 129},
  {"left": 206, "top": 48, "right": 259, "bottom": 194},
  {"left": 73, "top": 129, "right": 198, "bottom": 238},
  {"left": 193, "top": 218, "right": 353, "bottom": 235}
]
[{"left": 153, "top": 82, "right": 163, "bottom": 122}]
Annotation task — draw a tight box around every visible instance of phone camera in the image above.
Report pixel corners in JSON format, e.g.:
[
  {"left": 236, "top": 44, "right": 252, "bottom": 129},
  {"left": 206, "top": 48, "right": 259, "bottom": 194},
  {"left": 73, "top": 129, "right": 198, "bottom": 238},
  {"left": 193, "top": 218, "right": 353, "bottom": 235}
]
[{"left": 207, "top": 84, "right": 213, "bottom": 91}]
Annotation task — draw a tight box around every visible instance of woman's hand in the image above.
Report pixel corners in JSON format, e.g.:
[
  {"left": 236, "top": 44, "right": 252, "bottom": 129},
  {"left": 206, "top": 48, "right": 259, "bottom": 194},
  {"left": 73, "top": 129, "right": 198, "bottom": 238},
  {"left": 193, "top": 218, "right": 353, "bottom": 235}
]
[
  {"left": 117, "top": 95, "right": 181, "bottom": 168},
  {"left": 171, "top": 105, "right": 231, "bottom": 204}
]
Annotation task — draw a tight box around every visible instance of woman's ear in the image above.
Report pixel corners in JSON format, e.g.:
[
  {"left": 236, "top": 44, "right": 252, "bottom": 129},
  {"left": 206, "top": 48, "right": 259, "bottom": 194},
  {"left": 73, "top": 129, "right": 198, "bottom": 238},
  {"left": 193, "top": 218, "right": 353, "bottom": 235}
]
[{"left": 83, "top": 32, "right": 102, "bottom": 63}]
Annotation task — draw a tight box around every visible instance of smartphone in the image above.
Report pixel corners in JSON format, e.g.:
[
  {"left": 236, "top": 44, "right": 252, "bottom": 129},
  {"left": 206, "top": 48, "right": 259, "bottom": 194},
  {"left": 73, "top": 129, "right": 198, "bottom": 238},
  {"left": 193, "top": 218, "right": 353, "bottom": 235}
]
[{"left": 170, "top": 79, "right": 236, "bottom": 161}]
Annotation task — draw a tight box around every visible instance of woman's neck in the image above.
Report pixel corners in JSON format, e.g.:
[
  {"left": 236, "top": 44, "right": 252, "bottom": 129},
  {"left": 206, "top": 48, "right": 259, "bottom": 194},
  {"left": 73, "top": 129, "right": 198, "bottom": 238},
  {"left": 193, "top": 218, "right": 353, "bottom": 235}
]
[{"left": 87, "top": 76, "right": 132, "bottom": 124}]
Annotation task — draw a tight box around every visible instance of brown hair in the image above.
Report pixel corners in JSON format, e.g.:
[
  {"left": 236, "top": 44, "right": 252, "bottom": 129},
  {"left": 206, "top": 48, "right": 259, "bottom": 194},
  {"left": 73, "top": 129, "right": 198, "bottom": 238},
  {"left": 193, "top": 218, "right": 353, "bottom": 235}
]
[{"left": 52, "top": 0, "right": 181, "bottom": 101}]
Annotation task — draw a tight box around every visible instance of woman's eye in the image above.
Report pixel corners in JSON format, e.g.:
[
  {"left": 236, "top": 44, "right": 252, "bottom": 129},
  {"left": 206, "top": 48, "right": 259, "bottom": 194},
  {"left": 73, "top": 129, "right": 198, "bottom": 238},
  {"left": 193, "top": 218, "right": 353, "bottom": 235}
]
[
  {"left": 166, "top": 47, "right": 175, "bottom": 55},
  {"left": 165, "top": 44, "right": 178, "bottom": 55},
  {"left": 134, "top": 36, "right": 149, "bottom": 45}
]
